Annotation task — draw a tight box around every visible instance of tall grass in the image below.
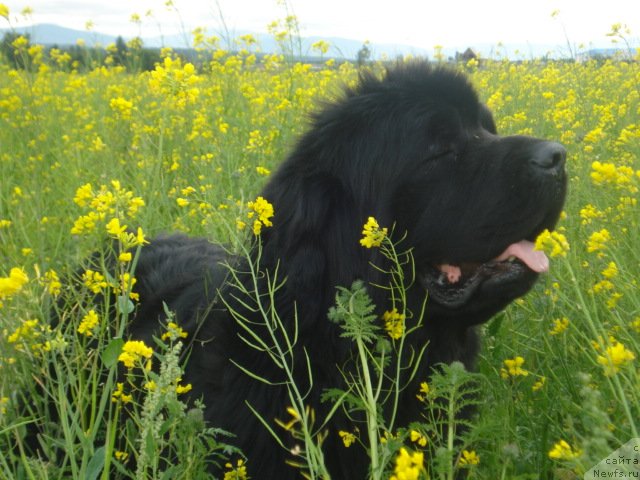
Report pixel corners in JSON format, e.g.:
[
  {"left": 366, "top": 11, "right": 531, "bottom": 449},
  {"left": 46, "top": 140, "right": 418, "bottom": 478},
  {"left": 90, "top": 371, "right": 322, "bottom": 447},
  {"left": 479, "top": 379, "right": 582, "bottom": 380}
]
[{"left": 0, "top": 15, "right": 639, "bottom": 479}]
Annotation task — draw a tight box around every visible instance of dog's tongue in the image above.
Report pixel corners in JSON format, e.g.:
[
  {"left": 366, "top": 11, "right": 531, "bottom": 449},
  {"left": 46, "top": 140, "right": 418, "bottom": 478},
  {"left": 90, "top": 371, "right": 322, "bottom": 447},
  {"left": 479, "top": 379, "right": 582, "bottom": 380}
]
[
  {"left": 437, "top": 240, "right": 549, "bottom": 284},
  {"left": 495, "top": 240, "right": 549, "bottom": 273}
]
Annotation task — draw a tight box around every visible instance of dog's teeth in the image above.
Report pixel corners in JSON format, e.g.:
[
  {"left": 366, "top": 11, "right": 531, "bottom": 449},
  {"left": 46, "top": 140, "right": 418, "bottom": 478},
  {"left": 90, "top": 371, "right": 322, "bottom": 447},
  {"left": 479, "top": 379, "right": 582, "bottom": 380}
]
[{"left": 507, "top": 256, "right": 516, "bottom": 262}]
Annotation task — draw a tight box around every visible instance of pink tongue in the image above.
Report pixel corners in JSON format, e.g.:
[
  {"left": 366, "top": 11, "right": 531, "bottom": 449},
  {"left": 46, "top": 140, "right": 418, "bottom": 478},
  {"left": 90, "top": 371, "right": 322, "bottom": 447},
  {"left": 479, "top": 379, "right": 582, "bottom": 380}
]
[
  {"left": 437, "top": 240, "right": 549, "bottom": 284},
  {"left": 495, "top": 240, "right": 549, "bottom": 273}
]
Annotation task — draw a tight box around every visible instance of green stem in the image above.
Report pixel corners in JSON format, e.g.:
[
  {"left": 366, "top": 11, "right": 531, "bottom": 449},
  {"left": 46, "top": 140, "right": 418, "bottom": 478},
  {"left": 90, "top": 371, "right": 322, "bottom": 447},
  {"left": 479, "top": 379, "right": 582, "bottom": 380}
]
[{"left": 356, "top": 336, "right": 380, "bottom": 480}]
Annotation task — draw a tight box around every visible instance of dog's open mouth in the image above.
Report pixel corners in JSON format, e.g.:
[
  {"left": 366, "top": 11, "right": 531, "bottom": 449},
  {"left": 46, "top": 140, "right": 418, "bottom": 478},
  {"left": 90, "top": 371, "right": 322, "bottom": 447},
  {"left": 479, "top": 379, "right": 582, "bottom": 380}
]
[{"left": 419, "top": 240, "right": 548, "bottom": 308}]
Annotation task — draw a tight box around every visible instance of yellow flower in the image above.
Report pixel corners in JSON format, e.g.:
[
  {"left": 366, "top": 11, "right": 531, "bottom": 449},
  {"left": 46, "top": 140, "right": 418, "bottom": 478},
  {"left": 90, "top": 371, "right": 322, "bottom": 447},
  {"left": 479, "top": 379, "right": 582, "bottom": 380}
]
[
  {"left": 339, "top": 430, "right": 357, "bottom": 447},
  {"left": 548, "top": 439, "right": 582, "bottom": 460},
  {"left": 459, "top": 449, "right": 480, "bottom": 466},
  {"left": 596, "top": 341, "right": 635, "bottom": 376},
  {"left": 410, "top": 430, "right": 428, "bottom": 447},
  {"left": 109, "top": 97, "right": 134, "bottom": 119},
  {"left": 144, "top": 380, "right": 157, "bottom": 391},
  {"left": 601, "top": 262, "right": 618, "bottom": 279},
  {"left": 0, "top": 267, "right": 29, "bottom": 299},
  {"left": 586, "top": 228, "right": 611, "bottom": 254},
  {"left": 43, "top": 270, "right": 62, "bottom": 296},
  {"left": 359, "top": 216, "right": 387, "bottom": 248},
  {"left": 0, "top": 4, "right": 9, "bottom": 19},
  {"left": 500, "top": 356, "right": 529, "bottom": 379},
  {"left": 246, "top": 196, "right": 274, "bottom": 235},
  {"left": 106, "top": 218, "right": 127, "bottom": 237},
  {"left": 82, "top": 269, "right": 108, "bottom": 293},
  {"left": 549, "top": 317, "right": 569, "bottom": 335},
  {"left": 114, "top": 450, "right": 129, "bottom": 461},
  {"left": 532, "top": 376, "right": 546, "bottom": 391},
  {"left": 118, "top": 340, "right": 153, "bottom": 369},
  {"left": 73, "top": 183, "right": 94, "bottom": 207},
  {"left": 175, "top": 383, "right": 192, "bottom": 395},
  {"left": 534, "top": 229, "right": 570, "bottom": 257},
  {"left": 7, "top": 319, "right": 40, "bottom": 344},
  {"left": 78, "top": 309, "right": 100, "bottom": 337},
  {"left": 161, "top": 321, "right": 188, "bottom": 341},
  {"left": 382, "top": 308, "right": 405, "bottom": 340},
  {"left": 390, "top": 448, "right": 424, "bottom": 480},
  {"left": 223, "top": 459, "right": 248, "bottom": 480},
  {"left": 111, "top": 382, "right": 133, "bottom": 404},
  {"left": 416, "top": 381, "right": 430, "bottom": 402},
  {"left": 118, "top": 252, "right": 132, "bottom": 263}
]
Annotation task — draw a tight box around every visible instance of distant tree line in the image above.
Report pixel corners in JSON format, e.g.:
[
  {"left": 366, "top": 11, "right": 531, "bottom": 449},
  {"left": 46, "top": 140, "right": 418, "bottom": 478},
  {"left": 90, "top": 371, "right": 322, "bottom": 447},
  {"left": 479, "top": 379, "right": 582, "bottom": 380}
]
[
  {"left": 0, "top": 32, "right": 164, "bottom": 71},
  {"left": 0, "top": 32, "right": 381, "bottom": 73}
]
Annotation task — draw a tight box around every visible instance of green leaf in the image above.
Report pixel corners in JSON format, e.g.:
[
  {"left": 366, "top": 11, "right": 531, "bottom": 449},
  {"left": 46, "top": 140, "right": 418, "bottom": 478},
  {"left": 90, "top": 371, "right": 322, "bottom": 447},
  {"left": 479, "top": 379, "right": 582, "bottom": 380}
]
[
  {"left": 117, "top": 295, "right": 135, "bottom": 315},
  {"left": 102, "top": 337, "right": 124, "bottom": 368},
  {"left": 86, "top": 446, "right": 106, "bottom": 480}
]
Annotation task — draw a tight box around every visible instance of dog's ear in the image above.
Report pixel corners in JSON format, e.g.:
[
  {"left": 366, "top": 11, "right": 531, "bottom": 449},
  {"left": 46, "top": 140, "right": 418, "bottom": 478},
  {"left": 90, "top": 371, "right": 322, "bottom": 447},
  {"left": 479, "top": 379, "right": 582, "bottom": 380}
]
[{"left": 259, "top": 170, "right": 367, "bottom": 321}]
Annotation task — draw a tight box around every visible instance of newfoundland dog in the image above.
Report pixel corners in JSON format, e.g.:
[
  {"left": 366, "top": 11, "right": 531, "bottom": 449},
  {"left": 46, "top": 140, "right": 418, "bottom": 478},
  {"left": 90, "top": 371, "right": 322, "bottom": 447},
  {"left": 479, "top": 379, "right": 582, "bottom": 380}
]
[{"left": 128, "top": 61, "right": 566, "bottom": 477}]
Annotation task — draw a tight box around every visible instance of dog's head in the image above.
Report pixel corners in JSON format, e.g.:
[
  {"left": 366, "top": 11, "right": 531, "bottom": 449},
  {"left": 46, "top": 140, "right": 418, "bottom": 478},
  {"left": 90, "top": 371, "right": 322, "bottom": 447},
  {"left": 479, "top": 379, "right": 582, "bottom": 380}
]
[{"left": 261, "top": 61, "right": 567, "bottom": 325}]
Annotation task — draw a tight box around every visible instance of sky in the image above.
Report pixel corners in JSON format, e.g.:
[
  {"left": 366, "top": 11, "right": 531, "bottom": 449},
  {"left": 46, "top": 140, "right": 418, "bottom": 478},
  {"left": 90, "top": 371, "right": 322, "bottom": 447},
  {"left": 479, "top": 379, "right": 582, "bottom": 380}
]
[{"left": 2, "top": 0, "right": 639, "bottom": 55}]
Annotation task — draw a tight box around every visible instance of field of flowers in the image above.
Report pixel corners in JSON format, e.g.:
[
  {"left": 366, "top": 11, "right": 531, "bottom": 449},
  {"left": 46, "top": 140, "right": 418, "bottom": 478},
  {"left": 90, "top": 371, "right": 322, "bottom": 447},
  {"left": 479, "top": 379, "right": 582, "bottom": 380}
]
[{"left": 1, "top": 20, "right": 639, "bottom": 479}]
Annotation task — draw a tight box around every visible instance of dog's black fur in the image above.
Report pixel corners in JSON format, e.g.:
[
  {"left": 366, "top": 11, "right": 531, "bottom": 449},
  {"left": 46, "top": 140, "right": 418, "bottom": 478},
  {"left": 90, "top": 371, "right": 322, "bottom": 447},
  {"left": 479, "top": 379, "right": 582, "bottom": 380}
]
[{"left": 127, "top": 61, "right": 566, "bottom": 478}]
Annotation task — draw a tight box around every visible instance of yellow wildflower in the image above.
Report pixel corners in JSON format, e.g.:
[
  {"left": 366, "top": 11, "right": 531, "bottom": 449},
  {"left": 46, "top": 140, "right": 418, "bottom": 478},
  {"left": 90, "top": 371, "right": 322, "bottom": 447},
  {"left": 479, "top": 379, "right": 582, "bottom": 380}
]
[
  {"left": 175, "top": 383, "right": 192, "bottom": 395},
  {"left": 532, "top": 376, "right": 546, "bottom": 391},
  {"left": 534, "top": 229, "right": 570, "bottom": 257},
  {"left": 601, "top": 262, "right": 618, "bottom": 279},
  {"left": 390, "top": 448, "right": 424, "bottom": 480},
  {"left": 144, "top": 380, "right": 157, "bottom": 391},
  {"left": 586, "top": 229, "right": 611, "bottom": 255},
  {"left": 82, "top": 269, "right": 108, "bottom": 294},
  {"left": 0, "top": 267, "right": 29, "bottom": 299},
  {"left": 111, "top": 382, "right": 133, "bottom": 404},
  {"left": 106, "top": 218, "right": 127, "bottom": 237},
  {"left": 549, "top": 317, "right": 569, "bottom": 335},
  {"left": 459, "top": 450, "right": 480, "bottom": 466},
  {"left": 360, "top": 216, "right": 387, "bottom": 248},
  {"left": 77, "top": 309, "right": 100, "bottom": 337},
  {"left": 596, "top": 341, "right": 635, "bottom": 376},
  {"left": 114, "top": 450, "right": 129, "bottom": 461},
  {"left": 548, "top": 440, "right": 582, "bottom": 460},
  {"left": 118, "top": 252, "right": 132, "bottom": 263},
  {"left": 339, "top": 430, "right": 357, "bottom": 447},
  {"left": 416, "top": 381, "right": 430, "bottom": 402},
  {"left": 410, "top": 430, "right": 428, "bottom": 447},
  {"left": 43, "top": 270, "right": 62, "bottom": 296},
  {"left": 247, "top": 196, "right": 274, "bottom": 235},
  {"left": 161, "top": 322, "right": 188, "bottom": 342},
  {"left": 223, "top": 459, "right": 248, "bottom": 480},
  {"left": 500, "top": 356, "right": 529, "bottom": 379},
  {"left": 0, "top": 4, "right": 9, "bottom": 19},
  {"left": 118, "top": 340, "right": 153, "bottom": 369},
  {"left": 382, "top": 308, "right": 405, "bottom": 340}
]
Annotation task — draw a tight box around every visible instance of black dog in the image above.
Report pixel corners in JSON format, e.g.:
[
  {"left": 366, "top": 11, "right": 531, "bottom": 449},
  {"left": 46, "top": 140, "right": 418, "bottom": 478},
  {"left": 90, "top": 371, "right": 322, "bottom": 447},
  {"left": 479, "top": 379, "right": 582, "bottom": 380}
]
[{"left": 129, "top": 61, "right": 566, "bottom": 478}]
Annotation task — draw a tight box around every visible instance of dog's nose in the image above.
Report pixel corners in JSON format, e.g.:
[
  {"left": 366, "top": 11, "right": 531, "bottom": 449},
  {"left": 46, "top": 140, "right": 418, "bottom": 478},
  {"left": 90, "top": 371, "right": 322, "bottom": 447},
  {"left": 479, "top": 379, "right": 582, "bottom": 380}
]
[{"left": 530, "top": 141, "right": 566, "bottom": 172}]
